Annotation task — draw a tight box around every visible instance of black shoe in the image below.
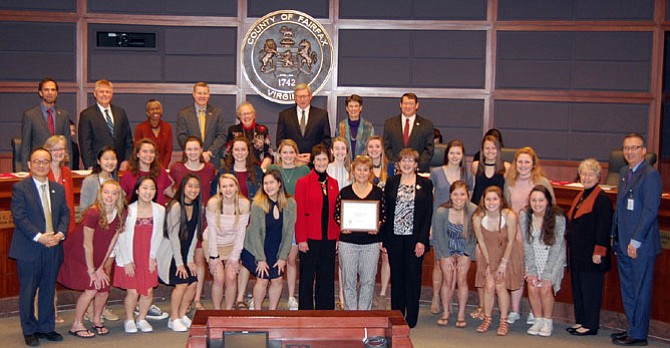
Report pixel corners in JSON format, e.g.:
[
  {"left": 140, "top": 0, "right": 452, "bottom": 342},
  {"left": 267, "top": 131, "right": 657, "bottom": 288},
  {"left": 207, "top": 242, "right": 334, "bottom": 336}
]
[
  {"left": 571, "top": 328, "right": 598, "bottom": 336},
  {"left": 34, "top": 331, "right": 63, "bottom": 342},
  {"left": 24, "top": 334, "right": 39, "bottom": 347},
  {"left": 612, "top": 337, "right": 648, "bottom": 346},
  {"left": 611, "top": 331, "right": 628, "bottom": 339}
]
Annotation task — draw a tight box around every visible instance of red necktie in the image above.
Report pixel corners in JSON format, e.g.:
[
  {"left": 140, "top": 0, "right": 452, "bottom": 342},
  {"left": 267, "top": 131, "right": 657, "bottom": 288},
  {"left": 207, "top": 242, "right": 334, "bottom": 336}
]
[
  {"left": 47, "top": 109, "right": 55, "bottom": 135},
  {"left": 403, "top": 118, "right": 410, "bottom": 146}
]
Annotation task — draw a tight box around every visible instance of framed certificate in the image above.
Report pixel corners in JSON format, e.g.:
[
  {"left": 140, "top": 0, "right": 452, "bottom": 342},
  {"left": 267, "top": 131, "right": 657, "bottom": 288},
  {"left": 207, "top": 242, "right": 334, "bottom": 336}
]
[{"left": 340, "top": 200, "right": 380, "bottom": 232}]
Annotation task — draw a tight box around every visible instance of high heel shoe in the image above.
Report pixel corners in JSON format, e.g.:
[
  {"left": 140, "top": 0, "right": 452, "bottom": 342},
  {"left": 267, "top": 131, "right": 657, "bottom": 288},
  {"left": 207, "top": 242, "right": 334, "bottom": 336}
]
[{"left": 476, "top": 316, "right": 492, "bottom": 333}]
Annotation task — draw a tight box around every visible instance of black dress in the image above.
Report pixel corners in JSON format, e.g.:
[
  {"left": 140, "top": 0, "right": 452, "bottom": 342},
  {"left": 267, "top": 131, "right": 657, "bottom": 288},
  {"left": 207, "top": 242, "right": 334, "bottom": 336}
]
[
  {"left": 241, "top": 201, "right": 283, "bottom": 280},
  {"left": 168, "top": 206, "right": 198, "bottom": 285},
  {"left": 471, "top": 171, "right": 504, "bottom": 205}
]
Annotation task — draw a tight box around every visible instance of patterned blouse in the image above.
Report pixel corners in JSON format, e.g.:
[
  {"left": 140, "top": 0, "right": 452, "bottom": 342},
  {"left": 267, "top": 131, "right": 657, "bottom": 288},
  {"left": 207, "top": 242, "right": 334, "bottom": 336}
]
[{"left": 393, "top": 183, "right": 415, "bottom": 236}]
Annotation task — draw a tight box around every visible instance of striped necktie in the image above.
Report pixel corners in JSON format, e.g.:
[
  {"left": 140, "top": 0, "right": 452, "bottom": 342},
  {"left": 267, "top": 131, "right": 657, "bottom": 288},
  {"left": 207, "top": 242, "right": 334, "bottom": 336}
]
[{"left": 104, "top": 109, "right": 114, "bottom": 136}]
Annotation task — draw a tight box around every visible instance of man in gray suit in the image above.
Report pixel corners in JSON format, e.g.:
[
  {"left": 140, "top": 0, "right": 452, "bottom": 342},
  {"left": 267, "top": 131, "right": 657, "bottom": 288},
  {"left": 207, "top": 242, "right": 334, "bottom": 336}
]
[
  {"left": 78, "top": 79, "right": 133, "bottom": 171},
  {"left": 20, "top": 78, "right": 73, "bottom": 170},
  {"left": 176, "top": 81, "right": 226, "bottom": 168},
  {"left": 383, "top": 93, "right": 434, "bottom": 172}
]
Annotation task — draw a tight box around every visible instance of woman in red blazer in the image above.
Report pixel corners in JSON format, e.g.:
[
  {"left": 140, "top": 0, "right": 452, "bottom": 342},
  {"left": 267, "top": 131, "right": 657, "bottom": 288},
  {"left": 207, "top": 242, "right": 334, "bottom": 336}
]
[{"left": 295, "top": 144, "right": 340, "bottom": 310}]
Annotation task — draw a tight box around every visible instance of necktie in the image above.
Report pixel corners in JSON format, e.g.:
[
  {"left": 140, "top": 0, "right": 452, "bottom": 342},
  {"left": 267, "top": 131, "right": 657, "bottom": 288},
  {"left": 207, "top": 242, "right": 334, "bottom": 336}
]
[
  {"left": 47, "top": 109, "right": 55, "bottom": 135},
  {"left": 403, "top": 118, "right": 410, "bottom": 146},
  {"left": 104, "top": 109, "right": 114, "bottom": 136},
  {"left": 41, "top": 184, "right": 54, "bottom": 233},
  {"left": 300, "top": 109, "right": 306, "bottom": 136},
  {"left": 199, "top": 109, "right": 206, "bottom": 140}
]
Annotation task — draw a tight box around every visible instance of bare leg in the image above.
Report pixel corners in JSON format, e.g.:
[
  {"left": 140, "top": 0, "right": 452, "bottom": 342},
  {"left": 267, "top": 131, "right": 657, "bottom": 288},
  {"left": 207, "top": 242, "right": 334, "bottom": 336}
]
[
  {"left": 92, "top": 291, "right": 109, "bottom": 324},
  {"left": 455, "top": 256, "right": 471, "bottom": 321},
  {"left": 432, "top": 259, "right": 442, "bottom": 313},
  {"left": 511, "top": 286, "right": 523, "bottom": 313},
  {"left": 137, "top": 288, "right": 153, "bottom": 321},
  {"left": 267, "top": 278, "right": 284, "bottom": 310},
  {"left": 379, "top": 252, "right": 390, "bottom": 297},
  {"left": 124, "top": 289, "right": 139, "bottom": 321},
  {"left": 224, "top": 263, "right": 238, "bottom": 310},
  {"left": 211, "top": 262, "right": 225, "bottom": 310},
  {"left": 539, "top": 286, "right": 554, "bottom": 319},
  {"left": 495, "top": 280, "right": 510, "bottom": 319},
  {"left": 170, "top": 284, "right": 188, "bottom": 321},
  {"left": 179, "top": 283, "right": 197, "bottom": 318},
  {"left": 439, "top": 258, "right": 455, "bottom": 320},
  {"left": 287, "top": 246, "right": 299, "bottom": 298},
  {"left": 252, "top": 278, "right": 269, "bottom": 310},
  {"left": 236, "top": 267, "right": 251, "bottom": 304},
  {"left": 72, "top": 290, "right": 97, "bottom": 334},
  {"left": 527, "top": 283, "right": 542, "bottom": 317},
  {"left": 483, "top": 275, "right": 495, "bottom": 317},
  {"left": 193, "top": 248, "right": 206, "bottom": 308}
]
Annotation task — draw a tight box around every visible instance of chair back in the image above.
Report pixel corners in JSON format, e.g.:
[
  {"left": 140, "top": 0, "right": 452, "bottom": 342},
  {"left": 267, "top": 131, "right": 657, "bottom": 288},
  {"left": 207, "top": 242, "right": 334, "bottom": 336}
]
[
  {"left": 500, "top": 147, "right": 518, "bottom": 164},
  {"left": 430, "top": 143, "right": 447, "bottom": 168},
  {"left": 12, "top": 137, "right": 22, "bottom": 172},
  {"left": 604, "top": 149, "right": 657, "bottom": 186}
]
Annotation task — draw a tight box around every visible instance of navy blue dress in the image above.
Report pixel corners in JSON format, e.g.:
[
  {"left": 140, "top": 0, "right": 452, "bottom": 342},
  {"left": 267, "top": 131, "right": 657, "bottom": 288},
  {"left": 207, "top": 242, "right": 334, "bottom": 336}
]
[
  {"left": 168, "top": 205, "right": 198, "bottom": 285},
  {"left": 241, "top": 201, "right": 284, "bottom": 279}
]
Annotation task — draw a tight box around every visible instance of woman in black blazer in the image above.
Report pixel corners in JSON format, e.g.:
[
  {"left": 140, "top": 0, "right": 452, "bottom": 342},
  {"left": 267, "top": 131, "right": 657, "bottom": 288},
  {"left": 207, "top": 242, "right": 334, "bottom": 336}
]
[
  {"left": 382, "top": 148, "right": 433, "bottom": 328},
  {"left": 566, "top": 159, "right": 612, "bottom": 336}
]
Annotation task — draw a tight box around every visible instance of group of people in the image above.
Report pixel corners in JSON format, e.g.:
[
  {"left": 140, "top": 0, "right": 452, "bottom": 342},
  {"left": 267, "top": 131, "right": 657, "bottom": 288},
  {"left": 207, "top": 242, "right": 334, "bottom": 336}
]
[{"left": 11, "top": 78, "right": 662, "bottom": 347}]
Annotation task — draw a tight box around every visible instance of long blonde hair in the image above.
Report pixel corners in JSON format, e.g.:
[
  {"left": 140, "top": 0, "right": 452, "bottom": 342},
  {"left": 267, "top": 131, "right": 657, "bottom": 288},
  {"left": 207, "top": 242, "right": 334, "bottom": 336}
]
[
  {"left": 92, "top": 179, "right": 126, "bottom": 230},
  {"left": 365, "top": 135, "right": 392, "bottom": 182},
  {"left": 214, "top": 173, "right": 244, "bottom": 229}
]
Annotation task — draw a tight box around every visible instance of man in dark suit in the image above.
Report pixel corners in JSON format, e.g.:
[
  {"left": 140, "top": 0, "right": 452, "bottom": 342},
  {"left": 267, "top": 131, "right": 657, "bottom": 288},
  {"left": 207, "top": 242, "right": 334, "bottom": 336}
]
[
  {"left": 20, "top": 78, "right": 73, "bottom": 170},
  {"left": 383, "top": 93, "right": 434, "bottom": 172},
  {"left": 176, "top": 81, "right": 226, "bottom": 168},
  {"left": 610, "top": 133, "right": 662, "bottom": 346},
  {"left": 276, "top": 84, "right": 331, "bottom": 164},
  {"left": 78, "top": 79, "right": 133, "bottom": 171},
  {"left": 10, "top": 148, "right": 70, "bottom": 346}
]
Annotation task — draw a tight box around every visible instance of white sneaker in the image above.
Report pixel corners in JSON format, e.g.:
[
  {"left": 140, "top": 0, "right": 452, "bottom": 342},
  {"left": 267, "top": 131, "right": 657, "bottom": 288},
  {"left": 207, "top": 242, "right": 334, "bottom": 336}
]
[
  {"left": 539, "top": 319, "right": 553, "bottom": 337},
  {"left": 527, "top": 312, "right": 535, "bottom": 325},
  {"left": 136, "top": 319, "right": 153, "bottom": 333},
  {"left": 526, "top": 318, "right": 544, "bottom": 336},
  {"left": 180, "top": 315, "right": 192, "bottom": 328},
  {"left": 168, "top": 318, "right": 188, "bottom": 332},
  {"left": 507, "top": 311, "right": 521, "bottom": 324},
  {"left": 248, "top": 298, "right": 255, "bottom": 310},
  {"left": 288, "top": 296, "right": 299, "bottom": 310},
  {"left": 124, "top": 320, "right": 138, "bottom": 334}
]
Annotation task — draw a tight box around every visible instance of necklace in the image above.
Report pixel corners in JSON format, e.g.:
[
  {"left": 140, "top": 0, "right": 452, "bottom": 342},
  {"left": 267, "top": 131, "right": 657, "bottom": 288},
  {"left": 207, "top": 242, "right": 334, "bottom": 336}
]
[
  {"left": 484, "top": 162, "right": 496, "bottom": 166},
  {"left": 320, "top": 177, "right": 328, "bottom": 195},
  {"left": 280, "top": 167, "right": 296, "bottom": 187},
  {"left": 373, "top": 162, "right": 382, "bottom": 169}
]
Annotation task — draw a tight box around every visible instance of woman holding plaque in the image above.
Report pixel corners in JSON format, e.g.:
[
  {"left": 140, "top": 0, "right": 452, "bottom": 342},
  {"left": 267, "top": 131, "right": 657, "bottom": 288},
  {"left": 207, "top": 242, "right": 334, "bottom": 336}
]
[
  {"left": 295, "top": 144, "right": 340, "bottom": 310},
  {"left": 381, "top": 148, "right": 433, "bottom": 328},
  {"left": 334, "top": 155, "right": 384, "bottom": 310}
]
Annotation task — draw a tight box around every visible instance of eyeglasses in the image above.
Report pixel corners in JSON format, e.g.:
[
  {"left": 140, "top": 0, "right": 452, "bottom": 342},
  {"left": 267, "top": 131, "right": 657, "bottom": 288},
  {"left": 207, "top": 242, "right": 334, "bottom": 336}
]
[
  {"left": 400, "top": 158, "right": 416, "bottom": 163},
  {"left": 31, "top": 159, "right": 51, "bottom": 166},
  {"left": 579, "top": 171, "right": 598, "bottom": 178},
  {"left": 622, "top": 145, "right": 642, "bottom": 152}
]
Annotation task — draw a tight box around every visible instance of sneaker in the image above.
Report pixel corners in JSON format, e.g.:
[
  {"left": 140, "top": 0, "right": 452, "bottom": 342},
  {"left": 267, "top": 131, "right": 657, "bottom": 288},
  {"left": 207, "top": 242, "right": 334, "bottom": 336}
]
[
  {"left": 248, "top": 298, "right": 255, "bottom": 310},
  {"left": 507, "top": 311, "right": 521, "bottom": 324},
  {"left": 538, "top": 319, "right": 553, "bottom": 337},
  {"left": 526, "top": 312, "right": 535, "bottom": 325},
  {"left": 288, "top": 297, "right": 299, "bottom": 310},
  {"left": 136, "top": 319, "right": 153, "bottom": 333},
  {"left": 135, "top": 305, "right": 169, "bottom": 320},
  {"left": 124, "top": 320, "right": 138, "bottom": 334},
  {"left": 102, "top": 308, "right": 120, "bottom": 321},
  {"left": 168, "top": 318, "right": 188, "bottom": 332},
  {"left": 526, "top": 318, "right": 544, "bottom": 336},
  {"left": 180, "top": 315, "right": 192, "bottom": 328}
]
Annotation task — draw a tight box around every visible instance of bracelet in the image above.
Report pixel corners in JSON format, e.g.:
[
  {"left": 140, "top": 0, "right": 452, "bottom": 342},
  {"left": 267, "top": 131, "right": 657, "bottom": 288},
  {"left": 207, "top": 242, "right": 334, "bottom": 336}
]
[
  {"left": 209, "top": 255, "right": 220, "bottom": 260},
  {"left": 87, "top": 269, "right": 95, "bottom": 275}
]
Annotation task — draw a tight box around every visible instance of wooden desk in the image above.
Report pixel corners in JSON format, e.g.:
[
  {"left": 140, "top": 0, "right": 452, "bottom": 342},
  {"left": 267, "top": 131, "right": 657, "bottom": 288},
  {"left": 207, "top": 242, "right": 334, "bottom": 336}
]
[{"left": 187, "top": 310, "right": 412, "bottom": 348}]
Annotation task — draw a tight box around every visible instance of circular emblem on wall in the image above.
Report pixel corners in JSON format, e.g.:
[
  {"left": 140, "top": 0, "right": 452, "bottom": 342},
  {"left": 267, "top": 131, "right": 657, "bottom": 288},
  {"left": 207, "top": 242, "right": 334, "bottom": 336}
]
[{"left": 241, "top": 10, "right": 334, "bottom": 104}]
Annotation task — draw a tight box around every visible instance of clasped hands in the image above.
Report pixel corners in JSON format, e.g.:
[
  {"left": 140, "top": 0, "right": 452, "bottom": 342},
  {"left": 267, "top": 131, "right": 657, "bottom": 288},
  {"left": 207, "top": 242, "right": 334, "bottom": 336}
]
[{"left": 38, "top": 231, "right": 63, "bottom": 247}]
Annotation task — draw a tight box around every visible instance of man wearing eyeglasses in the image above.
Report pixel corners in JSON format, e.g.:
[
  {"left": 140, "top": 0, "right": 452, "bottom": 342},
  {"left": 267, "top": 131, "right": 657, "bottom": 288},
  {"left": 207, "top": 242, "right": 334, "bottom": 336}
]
[
  {"left": 10, "top": 148, "right": 70, "bottom": 347},
  {"left": 276, "top": 84, "right": 331, "bottom": 165},
  {"left": 610, "top": 133, "right": 662, "bottom": 347}
]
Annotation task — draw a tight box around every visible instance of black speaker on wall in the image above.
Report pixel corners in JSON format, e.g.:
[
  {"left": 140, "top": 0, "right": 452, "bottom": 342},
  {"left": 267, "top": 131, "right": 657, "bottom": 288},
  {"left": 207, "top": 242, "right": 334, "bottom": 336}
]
[{"left": 97, "top": 32, "right": 156, "bottom": 48}]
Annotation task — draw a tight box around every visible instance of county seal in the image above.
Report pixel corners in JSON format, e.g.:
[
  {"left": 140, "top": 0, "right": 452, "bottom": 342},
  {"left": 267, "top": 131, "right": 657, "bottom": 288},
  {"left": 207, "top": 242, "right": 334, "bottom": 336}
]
[{"left": 241, "top": 10, "right": 334, "bottom": 104}]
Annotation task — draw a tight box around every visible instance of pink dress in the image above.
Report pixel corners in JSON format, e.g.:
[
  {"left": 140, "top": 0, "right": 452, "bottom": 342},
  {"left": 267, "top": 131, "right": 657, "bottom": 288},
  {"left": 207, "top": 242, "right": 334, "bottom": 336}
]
[
  {"left": 113, "top": 217, "right": 158, "bottom": 295},
  {"left": 475, "top": 222, "right": 522, "bottom": 291},
  {"left": 58, "top": 207, "right": 121, "bottom": 292}
]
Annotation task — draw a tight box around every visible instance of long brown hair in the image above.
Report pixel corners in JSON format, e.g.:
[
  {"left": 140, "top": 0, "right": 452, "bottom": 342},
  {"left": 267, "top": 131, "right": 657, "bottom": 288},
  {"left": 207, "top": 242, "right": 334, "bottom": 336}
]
[
  {"left": 440, "top": 180, "right": 473, "bottom": 240},
  {"left": 473, "top": 186, "right": 510, "bottom": 233},
  {"left": 365, "top": 135, "right": 392, "bottom": 182},
  {"left": 129, "top": 138, "right": 161, "bottom": 177},
  {"left": 524, "top": 185, "right": 562, "bottom": 246},
  {"left": 224, "top": 136, "right": 259, "bottom": 185},
  {"left": 253, "top": 169, "right": 291, "bottom": 213},
  {"left": 476, "top": 135, "right": 505, "bottom": 176}
]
